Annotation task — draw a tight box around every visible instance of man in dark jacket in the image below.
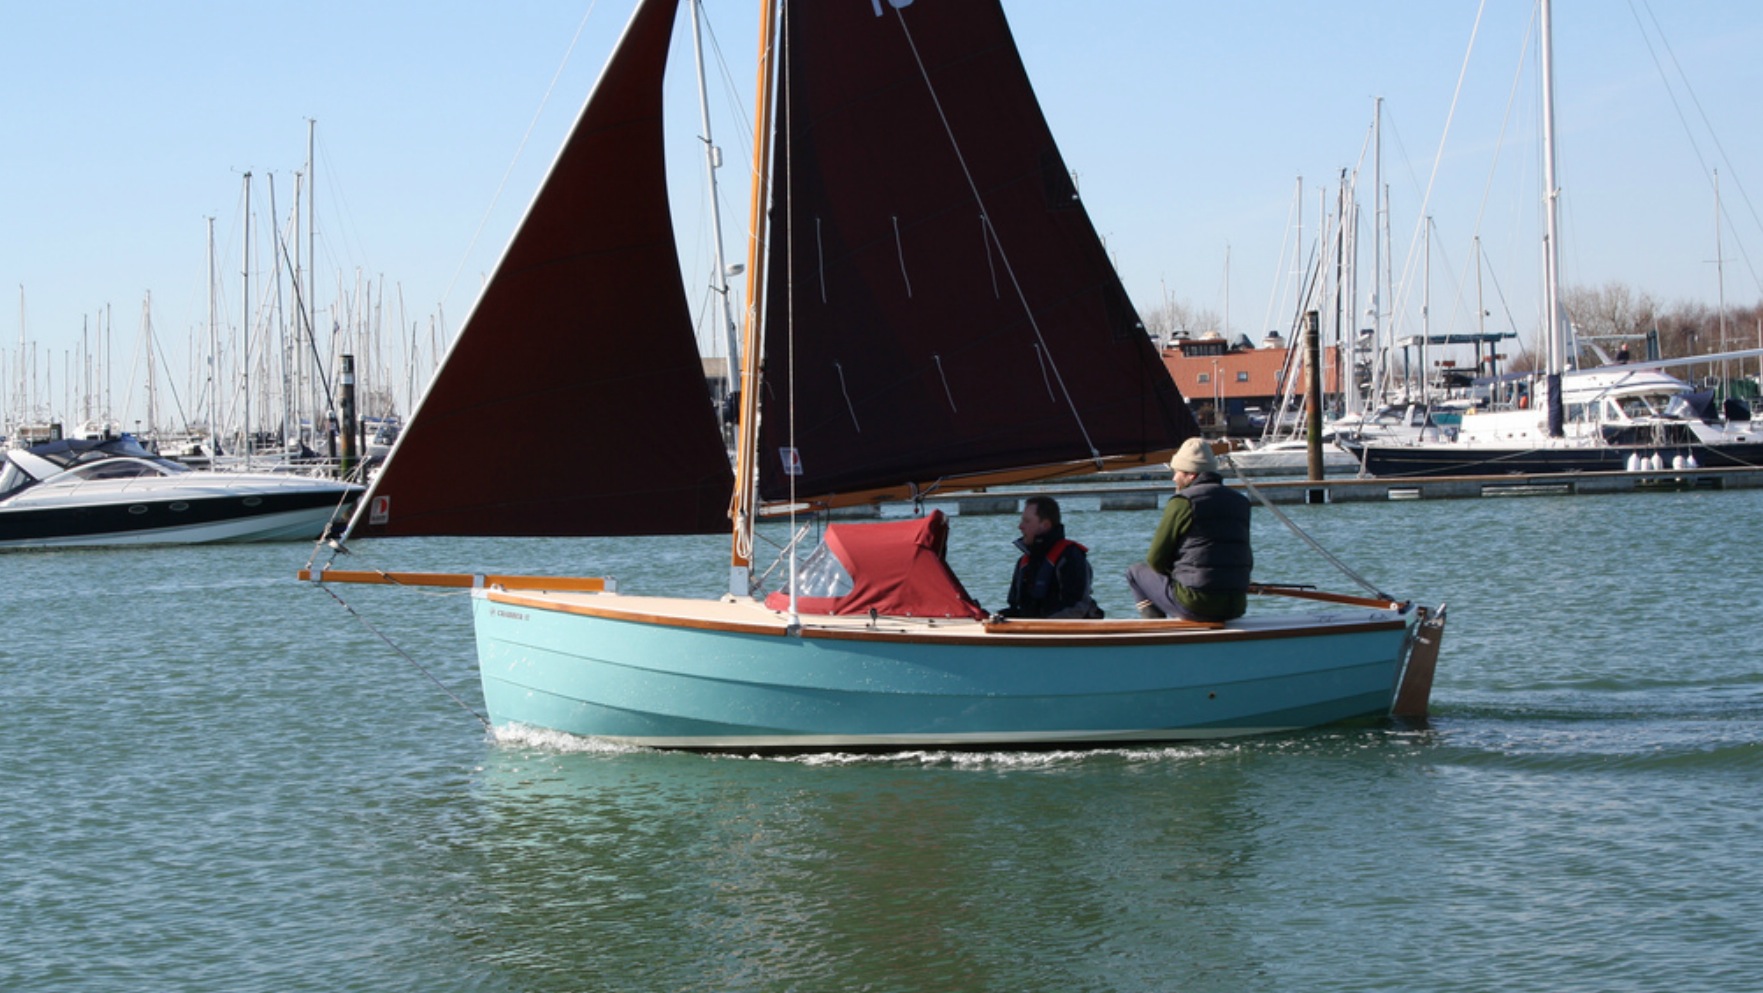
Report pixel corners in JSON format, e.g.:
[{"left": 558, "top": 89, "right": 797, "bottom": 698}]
[
  {"left": 1001, "top": 496, "right": 1102, "bottom": 619},
  {"left": 1127, "top": 438, "right": 1253, "bottom": 620}
]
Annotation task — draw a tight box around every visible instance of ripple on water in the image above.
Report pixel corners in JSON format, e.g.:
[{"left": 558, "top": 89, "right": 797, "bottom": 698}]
[{"left": 6, "top": 491, "right": 1763, "bottom": 992}]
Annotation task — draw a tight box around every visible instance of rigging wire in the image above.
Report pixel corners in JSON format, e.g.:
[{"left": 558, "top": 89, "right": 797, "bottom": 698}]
[
  {"left": 1628, "top": 0, "right": 1763, "bottom": 296},
  {"left": 1258, "top": 178, "right": 1309, "bottom": 346},
  {"left": 1387, "top": 0, "right": 1489, "bottom": 348},
  {"left": 308, "top": 578, "right": 492, "bottom": 730},
  {"left": 439, "top": 0, "right": 603, "bottom": 312},
  {"left": 1219, "top": 451, "right": 1393, "bottom": 602},
  {"left": 1434, "top": 18, "right": 1535, "bottom": 359}
]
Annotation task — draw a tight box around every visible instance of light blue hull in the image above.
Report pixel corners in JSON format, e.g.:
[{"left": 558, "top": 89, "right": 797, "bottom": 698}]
[{"left": 472, "top": 591, "right": 1422, "bottom": 751}]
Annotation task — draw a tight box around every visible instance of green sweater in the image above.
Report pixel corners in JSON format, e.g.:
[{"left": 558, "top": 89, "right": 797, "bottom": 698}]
[
  {"left": 1145, "top": 492, "right": 1250, "bottom": 620},
  {"left": 1144, "top": 495, "right": 1192, "bottom": 576}
]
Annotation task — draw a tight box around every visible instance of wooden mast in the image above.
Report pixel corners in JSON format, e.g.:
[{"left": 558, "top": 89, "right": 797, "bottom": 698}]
[{"left": 728, "top": 0, "right": 778, "bottom": 594}]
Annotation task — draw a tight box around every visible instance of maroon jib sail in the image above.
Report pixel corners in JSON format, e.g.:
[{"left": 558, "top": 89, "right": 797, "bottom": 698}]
[{"left": 354, "top": 0, "right": 732, "bottom": 539}]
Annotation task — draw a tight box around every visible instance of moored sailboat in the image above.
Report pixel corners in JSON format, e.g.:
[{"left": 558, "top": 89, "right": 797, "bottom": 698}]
[
  {"left": 307, "top": 0, "right": 1441, "bottom": 751},
  {"left": 1355, "top": 0, "right": 1763, "bottom": 479},
  {"left": 1351, "top": 354, "right": 1763, "bottom": 477}
]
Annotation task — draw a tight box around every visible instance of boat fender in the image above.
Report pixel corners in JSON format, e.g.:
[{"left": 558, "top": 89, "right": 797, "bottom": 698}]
[
  {"left": 1684, "top": 452, "right": 1699, "bottom": 469},
  {"left": 1626, "top": 453, "right": 1641, "bottom": 472},
  {"left": 1672, "top": 454, "right": 1686, "bottom": 470}
]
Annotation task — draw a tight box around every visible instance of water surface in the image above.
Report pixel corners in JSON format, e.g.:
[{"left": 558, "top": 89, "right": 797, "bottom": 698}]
[{"left": 4, "top": 487, "right": 1760, "bottom": 991}]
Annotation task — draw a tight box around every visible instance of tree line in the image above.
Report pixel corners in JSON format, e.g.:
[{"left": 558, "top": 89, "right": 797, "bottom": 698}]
[
  {"left": 1544, "top": 283, "right": 1763, "bottom": 375},
  {"left": 1138, "top": 282, "right": 1763, "bottom": 382}
]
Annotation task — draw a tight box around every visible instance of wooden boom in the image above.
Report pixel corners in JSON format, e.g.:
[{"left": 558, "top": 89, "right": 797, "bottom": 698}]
[{"left": 298, "top": 568, "right": 610, "bottom": 593}]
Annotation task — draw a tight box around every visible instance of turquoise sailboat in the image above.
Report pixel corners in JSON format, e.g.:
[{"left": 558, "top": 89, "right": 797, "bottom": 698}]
[{"left": 309, "top": 0, "right": 1441, "bottom": 751}]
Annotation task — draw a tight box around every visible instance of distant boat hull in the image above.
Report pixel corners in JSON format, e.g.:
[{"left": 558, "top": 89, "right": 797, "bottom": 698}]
[
  {"left": 1227, "top": 441, "right": 1361, "bottom": 477},
  {"left": 1353, "top": 439, "right": 1763, "bottom": 478},
  {"left": 473, "top": 590, "right": 1421, "bottom": 751},
  {"left": 0, "top": 476, "right": 360, "bottom": 549}
]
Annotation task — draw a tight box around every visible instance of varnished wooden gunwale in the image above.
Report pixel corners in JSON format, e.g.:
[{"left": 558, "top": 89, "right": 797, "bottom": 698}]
[{"left": 481, "top": 588, "right": 1409, "bottom": 647}]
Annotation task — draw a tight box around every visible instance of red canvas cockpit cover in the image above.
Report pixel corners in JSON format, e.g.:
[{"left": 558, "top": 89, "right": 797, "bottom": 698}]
[{"left": 764, "top": 511, "right": 986, "bottom": 619}]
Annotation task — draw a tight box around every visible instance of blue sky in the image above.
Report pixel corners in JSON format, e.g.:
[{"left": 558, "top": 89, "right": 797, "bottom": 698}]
[{"left": 5, "top": 1, "right": 1762, "bottom": 425}]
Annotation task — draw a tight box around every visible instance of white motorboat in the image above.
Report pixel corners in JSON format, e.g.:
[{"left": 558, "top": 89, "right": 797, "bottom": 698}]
[
  {"left": 0, "top": 436, "right": 362, "bottom": 549},
  {"left": 1352, "top": 358, "right": 1763, "bottom": 477}
]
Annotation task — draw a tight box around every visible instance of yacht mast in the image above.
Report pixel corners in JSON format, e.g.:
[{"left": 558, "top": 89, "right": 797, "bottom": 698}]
[
  {"left": 308, "top": 119, "right": 319, "bottom": 442},
  {"left": 1716, "top": 169, "right": 1728, "bottom": 391},
  {"left": 689, "top": 0, "right": 743, "bottom": 415},
  {"left": 242, "top": 171, "right": 253, "bottom": 467},
  {"left": 143, "top": 293, "right": 157, "bottom": 438},
  {"left": 207, "top": 215, "right": 220, "bottom": 455},
  {"left": 1371, "top": 96, "right": 1383, "bottom": 409},
  {"left": 1422, "top": 215, "right": 1432, "bottom": 403},
  {"left": 1540, "top": 0, "right": 1566, "bottom": 437},
  {"left": 1332, "top": 171, "right": 1347, "bottom": 416}
]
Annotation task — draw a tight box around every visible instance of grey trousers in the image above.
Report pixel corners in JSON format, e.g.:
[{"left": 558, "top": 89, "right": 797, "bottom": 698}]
[{"left": 1126, "top": 561, "right": 1198, "bottom": 620}]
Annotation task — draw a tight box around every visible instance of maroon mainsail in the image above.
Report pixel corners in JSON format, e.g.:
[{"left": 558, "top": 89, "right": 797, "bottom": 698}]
[
  {"left": 352, "top": 0, "right": 732, "bottom": 538},
  {"left": 755, "top": 1, "right": 1197, "bottom": 505}
]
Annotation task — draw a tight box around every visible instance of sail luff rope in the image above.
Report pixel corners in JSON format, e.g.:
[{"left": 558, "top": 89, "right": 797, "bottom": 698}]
[{"left": 890, "top": 9, "right": 1102, "bottom": 465}]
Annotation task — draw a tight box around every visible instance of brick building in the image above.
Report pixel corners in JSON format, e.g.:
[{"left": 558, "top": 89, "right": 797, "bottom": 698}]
[{"left": 1159, "top": 332, "right": 1342, "bottom": 435}]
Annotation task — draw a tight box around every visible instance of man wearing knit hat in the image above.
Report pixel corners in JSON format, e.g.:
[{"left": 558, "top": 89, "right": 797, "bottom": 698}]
[{"left": 1126, "top": 437, "right": 1253, "bottom": 620}]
